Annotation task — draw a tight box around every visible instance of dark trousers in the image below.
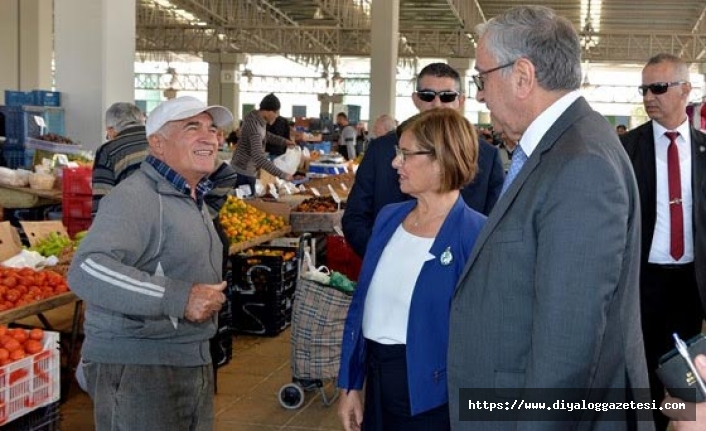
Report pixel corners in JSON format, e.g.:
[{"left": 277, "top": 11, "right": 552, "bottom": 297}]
[
  {"left": 362, "top": 340, "right": 450, "bottom": 431},
  {"left": 640, "top": 263, "right": 704, "bottom": 431}
]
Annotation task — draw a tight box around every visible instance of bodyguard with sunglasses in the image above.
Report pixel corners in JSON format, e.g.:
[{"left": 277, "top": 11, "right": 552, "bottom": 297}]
[
  {"left": 342, "top": 62, "right": 504, "bottom": 259},
  {"left": 621, "top": 53, "right": 706, "bottom": 431}
]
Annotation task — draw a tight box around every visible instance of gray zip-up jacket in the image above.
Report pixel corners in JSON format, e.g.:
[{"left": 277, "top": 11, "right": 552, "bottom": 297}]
[{"left": 68, "top": 162, "right": 223, "bottom": 366}]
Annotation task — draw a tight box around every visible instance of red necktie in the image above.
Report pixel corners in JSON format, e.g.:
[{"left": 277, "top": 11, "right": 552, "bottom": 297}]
[{"left": 665, "top": 131, "right": 684, "bottom": 260}]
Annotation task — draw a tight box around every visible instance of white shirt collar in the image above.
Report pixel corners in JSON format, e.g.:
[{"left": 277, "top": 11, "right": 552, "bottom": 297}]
[
  {"left": 651, "top": 119, "right": 690, "bottom": 144},
  {"left": 519, "top": 90, "right": 582, "bottom": 157}
]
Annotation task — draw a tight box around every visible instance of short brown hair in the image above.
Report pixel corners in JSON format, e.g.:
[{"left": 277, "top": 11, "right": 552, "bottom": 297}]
[{"left": 396, "top": 108, "right": 478, "bottom": 192}]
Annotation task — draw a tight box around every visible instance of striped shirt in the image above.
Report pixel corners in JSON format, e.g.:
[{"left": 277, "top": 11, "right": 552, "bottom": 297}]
[
  {"left": 92, "top": 125, "right": 148, "bottom": 210},
  {"left": 230, "top": 110, "right": 288, "bottom": 179}
]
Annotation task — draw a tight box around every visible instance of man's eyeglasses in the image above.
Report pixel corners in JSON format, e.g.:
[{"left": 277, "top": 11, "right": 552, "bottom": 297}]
[
  {"left": 472, "top": 61, "right": 517, "bottom": 91},
  {"left": 415, "top": 90, "right": 460, "bottom": 103},
  {"left": 394, "top": 145, "right": 433, "bottom": 162},
  {"left": 638, "top": 81, "right": 687, "bottom": 96}
]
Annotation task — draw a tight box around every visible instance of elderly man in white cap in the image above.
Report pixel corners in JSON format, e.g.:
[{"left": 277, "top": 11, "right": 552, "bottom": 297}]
[{"left": 68, "top": 96, "right": 233, "bottom": 431}]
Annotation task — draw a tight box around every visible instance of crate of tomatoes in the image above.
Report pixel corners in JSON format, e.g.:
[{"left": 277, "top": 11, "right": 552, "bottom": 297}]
[
  {"left": 0, "top": 268, "right": 70, "bottom": 312},
  {"left": 0, "top": 327, "right": 59, "bottom": 426}
]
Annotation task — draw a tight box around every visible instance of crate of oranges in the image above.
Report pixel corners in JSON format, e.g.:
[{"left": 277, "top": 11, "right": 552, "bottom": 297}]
[
  {"left": 0, "top": 327, "right": 59, "bottom": 426},
  {"left": 219, "top": 197, "right": 291, "bottom": 255}
]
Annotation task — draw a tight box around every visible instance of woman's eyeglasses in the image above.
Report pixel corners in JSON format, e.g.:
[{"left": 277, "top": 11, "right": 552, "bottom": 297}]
[
  {"left": 394, "top": 145, "right": 433, "bottom": 162},
  {"left": 415, "top": 90, "right": 460, "bottom": 103},
  {"left": 638, "top": 81, "right": 687, "bottom": 96}
]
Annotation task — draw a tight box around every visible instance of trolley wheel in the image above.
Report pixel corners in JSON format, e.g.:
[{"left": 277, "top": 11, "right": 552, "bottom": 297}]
[{"left": 278, "top": 383, "right": 305, "bottom": 410}]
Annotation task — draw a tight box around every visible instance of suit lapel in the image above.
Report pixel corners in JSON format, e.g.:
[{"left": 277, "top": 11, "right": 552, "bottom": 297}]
[
  {"left": 455, "top": 98, "right": 591, "bottom": 290},
  {"left": 690, "top": 128, "right": 706, "bottom": 226}
]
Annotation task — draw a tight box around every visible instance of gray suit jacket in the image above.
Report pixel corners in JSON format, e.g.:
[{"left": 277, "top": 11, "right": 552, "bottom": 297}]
[{"left": 448, "top": 97, "right": 653, "bottom": 430}]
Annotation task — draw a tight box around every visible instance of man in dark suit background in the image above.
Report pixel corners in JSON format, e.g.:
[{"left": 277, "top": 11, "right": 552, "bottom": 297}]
[
  {"left": 621, "top": 53, "right": 706, "bottom": 431},
  {"left": 342, "top": 62, "right": 505, "bottom": 258},
  {"left": 448, "top": 6, "right": 652, "bottom": 430}
]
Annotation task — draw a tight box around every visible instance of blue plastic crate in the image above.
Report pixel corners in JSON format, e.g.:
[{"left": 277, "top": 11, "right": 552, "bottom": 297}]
[
  {"left": 4, "top": 91, "right": 32, "bottom": 107},
  {"left": 3, "top": 147, "right": 26, "bottom": 169},
  {"left": 26, "top": 107, "right": 66, "bottom": 137},
  {"left": 1, "top": 106, "right": 66, "bottom": 141},
  {"left": 304, "top": 141, "right": 332, "bottom": 154},
  {"left": 30, "top": 90, "right": 61, "bottom": 107},
  {"left": 308, "top": 162, "right": 348, "bottom": 175},
  {"left": 0, "top": 106, "right": 25, "bottom": 141}
]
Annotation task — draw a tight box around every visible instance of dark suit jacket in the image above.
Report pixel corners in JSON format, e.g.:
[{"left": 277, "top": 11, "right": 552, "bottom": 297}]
[
  {"left": 620, "top": 121, "right": 706, "bottom": 311},
  {"left": 342, "top": 132, "right": 504, "bottom": 258},
  {"left": 448, "top": 97, "right": 652, "bottom": 431}
]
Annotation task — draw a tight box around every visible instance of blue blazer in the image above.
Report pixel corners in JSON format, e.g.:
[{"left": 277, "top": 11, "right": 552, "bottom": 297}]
[
  {"left": 337, "top": 196, "right": 485, "bottom": 415},
  {"left": 342, "top": 132, "right": 504, "bottom": 258}
]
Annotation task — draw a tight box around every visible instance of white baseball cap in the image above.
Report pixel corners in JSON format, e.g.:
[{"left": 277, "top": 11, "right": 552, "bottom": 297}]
[{"left": 145, "top": 96, "right": 233, "bottom": 136}]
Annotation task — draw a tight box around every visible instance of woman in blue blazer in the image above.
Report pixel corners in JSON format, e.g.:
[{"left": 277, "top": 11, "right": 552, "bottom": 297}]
[{"left": 337, "top": 108, "right": 486, "bottom": 430}]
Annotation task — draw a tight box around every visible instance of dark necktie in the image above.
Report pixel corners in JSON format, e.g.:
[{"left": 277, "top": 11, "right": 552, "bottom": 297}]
[{"left": 665, "top": 131, "right": 684, "bottom": 260}]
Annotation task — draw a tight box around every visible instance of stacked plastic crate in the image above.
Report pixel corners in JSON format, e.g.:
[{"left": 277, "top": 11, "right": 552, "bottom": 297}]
[
  {"left": 0, "top": 90, "right": 65, "bottom": 169},
  {"left": 230, "top": 247, "right": 299, "bottom": 336},
  {"left": 61, "top": 166, "right": 93, "bottom": 237}
]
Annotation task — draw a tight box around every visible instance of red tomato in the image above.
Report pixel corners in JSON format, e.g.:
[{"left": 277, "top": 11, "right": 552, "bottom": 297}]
[
  {"left": 28, "top": 329, "right": 43, "bottom": 341},
  {"left": 23, "top": 340, "right": 42, "bottom": 355},
  {"left": 9, "top": 329, "right": 27, "bottom": 344},
  {"left": 9, "top": 349, "right": 25, "bottom": 361},
  {"left": 3, "top": 339, "right": 20, "bottom": 352}
]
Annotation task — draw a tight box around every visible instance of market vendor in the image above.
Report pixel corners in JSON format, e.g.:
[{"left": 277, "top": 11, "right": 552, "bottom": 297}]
[{"left": 230, "top": 93, "right": 296, "bottom": 195}]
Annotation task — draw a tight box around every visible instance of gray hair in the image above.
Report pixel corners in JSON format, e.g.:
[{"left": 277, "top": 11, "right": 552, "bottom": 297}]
[
  {"left": 105, "top": 102, "right": 145, "bottom": 133},
  {"left": 373, "top": 114, "right": 397, "bottom": 136},
  {"left": 646, "top": 53, "right": 689, "bottom": 81},
  {"left": 475, "top": 5, "right": 582, "bottom": 91}
]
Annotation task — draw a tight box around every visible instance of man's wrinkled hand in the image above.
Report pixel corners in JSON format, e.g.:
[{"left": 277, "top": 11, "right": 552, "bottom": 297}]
[{"left": 184, "top": 282, "right": 227, "bottom": 323}]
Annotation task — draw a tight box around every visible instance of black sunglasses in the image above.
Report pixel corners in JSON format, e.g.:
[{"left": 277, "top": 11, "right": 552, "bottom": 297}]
[
  {"left": 415, "top": 90, "right": 460, "bottom": 103},
  {"left": 638, "top": 81, "right": 687, "bottom": 96}
]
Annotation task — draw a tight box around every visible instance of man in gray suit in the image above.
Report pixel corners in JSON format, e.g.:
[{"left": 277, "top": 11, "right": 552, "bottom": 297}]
[{"left": 448, "top": 6, "right": 653, "bottom": 430}]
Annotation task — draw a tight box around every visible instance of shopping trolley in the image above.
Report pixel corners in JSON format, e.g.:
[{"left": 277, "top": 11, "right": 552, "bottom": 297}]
[{"left": 277, "top": 254, "right": 353, "bottom": 410}]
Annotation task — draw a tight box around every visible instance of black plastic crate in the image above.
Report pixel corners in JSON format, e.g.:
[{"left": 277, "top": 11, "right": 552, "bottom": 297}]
[
  {"left": 230, "top": 247, "right": 298, "bottom": 301},
  {"left": 0, "top": 401, "right": 60, "bottom": 431},
  {"left": 232, "top": 294, "right": 291, "bottom": 336},
  {"left": 210, "top": 331, "right": 233, "bottom": 368}
]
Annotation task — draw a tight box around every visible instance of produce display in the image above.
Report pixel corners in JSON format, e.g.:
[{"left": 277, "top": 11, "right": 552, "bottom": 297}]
[
  {"left": 219, "top": 196, "right": 288, "bottom": 244},
  {"left": 239, "top": 248, "right": 297, "bottom": 261},
  {"left": 28, "top": 232, "right": 73, "bottom": 258},
  {"left": 0, "top": 326, "right": 47, "bottom": 366},
  {"left": 34, "top": 133, "right": 75, "bottom": 144},
  {"left": 293, "top": 196, "right": 341, "bottom": 213},
  {"left": 0, "top": 267, "right": 69, "bottom": 311}
]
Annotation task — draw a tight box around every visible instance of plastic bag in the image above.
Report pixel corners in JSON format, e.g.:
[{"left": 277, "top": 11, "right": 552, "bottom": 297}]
[
  {"left": 273, "top": 146, "right": 302, "bottom": 175},
  {"left": 329, "top": 271, "right": 356, "bottom": 295}
]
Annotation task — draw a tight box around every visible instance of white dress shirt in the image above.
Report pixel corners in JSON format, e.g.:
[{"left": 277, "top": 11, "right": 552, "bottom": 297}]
[
  {"left": 362, "top": 225, "right": 434, "bottom": 345},
  {"left": 648, "top": 120, "right": 694, "bottom": 264}
]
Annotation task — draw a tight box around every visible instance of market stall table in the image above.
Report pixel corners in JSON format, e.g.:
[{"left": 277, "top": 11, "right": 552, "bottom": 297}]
[{"left": 0, "top": 183, "right": 62, "bottom": 209}]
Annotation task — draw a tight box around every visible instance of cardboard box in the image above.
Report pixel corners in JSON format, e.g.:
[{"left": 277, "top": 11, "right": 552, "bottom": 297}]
[
  {"left": 289, "top": 210, "right": 344, "bottom": 233},
  {"left": 0, "top": 221, "right": 22, "bottom": 261},
  {"left": 19, "top": 220, "right": 69, "bottom": 247}
]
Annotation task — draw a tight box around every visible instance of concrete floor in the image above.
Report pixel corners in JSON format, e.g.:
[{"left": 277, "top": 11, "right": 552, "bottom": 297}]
[{"left": 13, "top": 302, "right": 344, "bottom": 431}]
